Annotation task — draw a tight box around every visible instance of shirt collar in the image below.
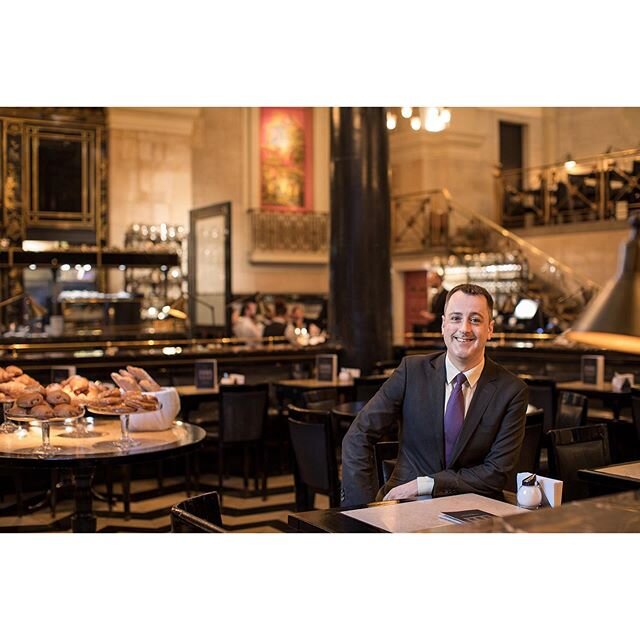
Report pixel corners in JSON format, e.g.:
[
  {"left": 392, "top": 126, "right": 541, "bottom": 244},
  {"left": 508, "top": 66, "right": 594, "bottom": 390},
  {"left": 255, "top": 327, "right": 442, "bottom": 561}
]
[{"left": 445, "top": 354, "right": 485, "bottom": 388}]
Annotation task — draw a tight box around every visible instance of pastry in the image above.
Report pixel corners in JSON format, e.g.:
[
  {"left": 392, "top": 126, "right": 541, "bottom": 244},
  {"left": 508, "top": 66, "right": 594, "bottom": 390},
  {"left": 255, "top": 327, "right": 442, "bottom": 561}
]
[
  {"left": 53, "top": 403, "right": 79, "bottom": 418},
  {"left": 30, "top": 403, "right": 55, "bottom": 420},
  {"left": 126, "top": 366, "right": 162, "bottom": 391},
  {"left": 46, "top": 389, "right": 72, "bottom": 405},
  {"left": 5, "top": 365, "right": 23, "bottom": 377},
  {"left": 111, "top": 372, "right": 140, "bottom": 392},
  {"left": 16, "top": 392, "right": 44, "bottom": 408}
]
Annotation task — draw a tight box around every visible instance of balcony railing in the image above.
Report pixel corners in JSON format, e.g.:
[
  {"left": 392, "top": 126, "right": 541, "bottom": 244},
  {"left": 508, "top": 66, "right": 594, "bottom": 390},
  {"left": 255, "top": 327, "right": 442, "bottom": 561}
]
[
  {"left": 391, "top": 189, "right": 600, "bottom": 329},
  {"left": 496, "top": 147, "right": 640, "bottom": 230},
  {"left": 247, "top": 208, "right": 329, "bottom": 263}
]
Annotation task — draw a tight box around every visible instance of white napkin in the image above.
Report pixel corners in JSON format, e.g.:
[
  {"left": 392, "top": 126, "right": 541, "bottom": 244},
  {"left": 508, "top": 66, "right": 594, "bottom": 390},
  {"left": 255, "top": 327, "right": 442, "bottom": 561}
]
[{"left": 128, "top": 387, "right": 181, "bottom": 432}]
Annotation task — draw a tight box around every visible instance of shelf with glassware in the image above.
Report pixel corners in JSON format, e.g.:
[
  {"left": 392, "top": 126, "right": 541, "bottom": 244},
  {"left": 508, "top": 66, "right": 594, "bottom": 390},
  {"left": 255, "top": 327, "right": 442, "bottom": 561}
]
[
  {"left": 0, "top": 246, "right": 181, "bottom": 339},
  {"left": 123, "top": 224, "right": 188, "bottom": 328}
]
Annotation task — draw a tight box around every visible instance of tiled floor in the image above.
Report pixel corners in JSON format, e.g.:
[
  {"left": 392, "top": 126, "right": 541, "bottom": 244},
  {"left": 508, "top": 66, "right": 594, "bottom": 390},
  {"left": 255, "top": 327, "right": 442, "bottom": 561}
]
[{"left": 0, "top": 473, "right": 328, "bottom": 533}]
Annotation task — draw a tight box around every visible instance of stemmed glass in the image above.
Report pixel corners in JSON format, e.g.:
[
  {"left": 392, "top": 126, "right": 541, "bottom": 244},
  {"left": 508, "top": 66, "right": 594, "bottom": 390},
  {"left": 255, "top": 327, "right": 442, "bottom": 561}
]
[
  {"left": 28, "top": 419, "right": 65, "bottom": 457},
  {"left": 0, "top": 399, "right": 18, "bottom": 434}
]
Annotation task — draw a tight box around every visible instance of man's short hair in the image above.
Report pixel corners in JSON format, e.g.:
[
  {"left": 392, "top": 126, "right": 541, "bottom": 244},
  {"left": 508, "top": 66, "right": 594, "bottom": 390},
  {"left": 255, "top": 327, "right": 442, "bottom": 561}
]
[{"left": 444, "top": 283, "right": 494, "bottom": 316}]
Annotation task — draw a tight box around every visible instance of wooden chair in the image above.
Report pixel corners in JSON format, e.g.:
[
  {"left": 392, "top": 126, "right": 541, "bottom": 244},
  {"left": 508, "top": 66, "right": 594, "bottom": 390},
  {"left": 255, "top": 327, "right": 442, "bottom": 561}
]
[
  {"left": 548, "top": 424, "right": 611, "bottom": 503},
  {"left": 353, "top": 375, "right": 387, "bottom": 402},
  {"left": 170, "top": 491, "right": 225, "bottom": 533},
  {"left": 556, "top": 391, "right": 588, "bottom": 429},
  {"left": 287, "top": 405, "right": 340, "bottom": 511},
  {"left": 519, "top": 375, "right": 557, "bottom": 434},
  {"left": 373, "top": 440, "right": 399, "bottom": 490},
  {"left": 300, "top": 388, "right": 338, "bottom": 411},
  {"left": 505, "top": 407, "right": 544, "bottom": 492},
  {"left": 213, "top": 383, "right": 269, "bottom": 499}
]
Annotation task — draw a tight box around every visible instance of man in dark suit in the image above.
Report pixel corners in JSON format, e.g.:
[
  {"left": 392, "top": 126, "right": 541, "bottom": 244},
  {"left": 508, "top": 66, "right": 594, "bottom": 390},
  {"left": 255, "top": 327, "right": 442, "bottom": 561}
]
[
  {"left": 419, "top": 271, "right": 448, "bottom": 332},
  {"left": 341, "top": 283, "right": 528, "bottom": 506}
]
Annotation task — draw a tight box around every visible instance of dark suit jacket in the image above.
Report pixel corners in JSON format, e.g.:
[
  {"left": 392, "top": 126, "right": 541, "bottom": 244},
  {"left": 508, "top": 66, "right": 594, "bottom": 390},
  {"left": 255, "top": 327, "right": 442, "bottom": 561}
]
[{"left": 341, "top": 352, "right": 528, "bottom": 506}]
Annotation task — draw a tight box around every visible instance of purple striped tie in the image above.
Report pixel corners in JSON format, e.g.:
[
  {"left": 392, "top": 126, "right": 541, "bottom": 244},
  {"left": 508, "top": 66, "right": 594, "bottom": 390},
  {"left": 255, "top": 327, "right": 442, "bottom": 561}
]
[{"left": 444, "top": 372, "right": 467, "bottom": 466}]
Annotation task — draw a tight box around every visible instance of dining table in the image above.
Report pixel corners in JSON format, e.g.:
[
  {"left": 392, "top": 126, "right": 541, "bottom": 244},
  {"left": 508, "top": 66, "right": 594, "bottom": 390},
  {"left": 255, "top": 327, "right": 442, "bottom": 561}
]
[
  {"left": 578, "top": 460, "right": 640, "bottom": 493},
  {"left": 0, "top": 419, "right": 205, "bottom": 532},
  {"left": 557, "top": 380, "right": 631, "bottom": 420},
  {"left": 288, "top": 493, "right": 524, "bottom": 533}
]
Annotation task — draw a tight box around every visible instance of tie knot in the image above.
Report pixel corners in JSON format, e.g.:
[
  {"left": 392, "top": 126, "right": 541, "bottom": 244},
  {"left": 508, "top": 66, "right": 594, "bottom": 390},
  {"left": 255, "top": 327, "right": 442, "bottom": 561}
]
[{"left": 453, "top": 373, "right": 467, "bottom": 389}]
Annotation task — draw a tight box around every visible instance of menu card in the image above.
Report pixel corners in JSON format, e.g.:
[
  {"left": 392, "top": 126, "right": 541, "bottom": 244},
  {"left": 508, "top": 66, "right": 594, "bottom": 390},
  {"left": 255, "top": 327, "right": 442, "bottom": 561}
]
[
  {"left": 316, "top": 354, "right": 338, "bottom": 382},
  {"left": 51, "top": 365, "right": 76, "bottom": 384},
  {"left": 194, "top": 359, "right": 218, "bottom": 389}
]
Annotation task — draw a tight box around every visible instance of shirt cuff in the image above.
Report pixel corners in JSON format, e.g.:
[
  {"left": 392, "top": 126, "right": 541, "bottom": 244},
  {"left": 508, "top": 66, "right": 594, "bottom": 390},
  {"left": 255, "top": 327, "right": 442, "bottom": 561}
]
[{"left": 416, "top": 476, "right": 434, "bottom": 496}]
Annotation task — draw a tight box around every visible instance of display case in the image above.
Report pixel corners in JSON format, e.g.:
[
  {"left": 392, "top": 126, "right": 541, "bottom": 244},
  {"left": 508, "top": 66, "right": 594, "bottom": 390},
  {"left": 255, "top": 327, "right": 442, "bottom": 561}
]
[{"left": 124, "top": 223, "right": 188, "bottom": 323}]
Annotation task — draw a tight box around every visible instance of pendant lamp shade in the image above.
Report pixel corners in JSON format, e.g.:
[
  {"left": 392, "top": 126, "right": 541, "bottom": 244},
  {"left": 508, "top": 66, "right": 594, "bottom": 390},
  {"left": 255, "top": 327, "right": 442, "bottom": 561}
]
[{"left": 567, "top": 215, "right": 640, "bottom": 353}]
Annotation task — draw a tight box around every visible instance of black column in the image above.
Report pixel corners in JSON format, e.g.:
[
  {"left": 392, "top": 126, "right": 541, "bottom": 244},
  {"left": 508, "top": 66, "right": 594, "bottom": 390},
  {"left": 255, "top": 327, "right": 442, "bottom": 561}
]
[{"left": 329, "top": 107, "right": 392, "bottom": 374}]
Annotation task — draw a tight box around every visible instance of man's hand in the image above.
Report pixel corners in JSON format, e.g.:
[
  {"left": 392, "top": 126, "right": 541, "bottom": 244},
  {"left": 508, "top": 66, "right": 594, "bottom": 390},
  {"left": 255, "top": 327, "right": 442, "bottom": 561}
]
[{"left": 383, "top": 479, "right": 418, "bottom": 501}]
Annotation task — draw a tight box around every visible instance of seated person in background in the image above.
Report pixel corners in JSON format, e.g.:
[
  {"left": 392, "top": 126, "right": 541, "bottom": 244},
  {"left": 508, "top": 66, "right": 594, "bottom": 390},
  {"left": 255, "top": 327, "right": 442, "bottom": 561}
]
[
  {"left": 418, "top": 271, "right": 448, "bottom": 332},
  {"left": 232, "top": 301, "right": 264, "bottom": 343},
  {"left": 263, "top": 299, "right": 288, "bottom": 338},
  {"left": 341, "top": 283, "right": 528, "bottom": 507},
  {"left": 285, "top": 304, "right": 307, "bottom": 343}
]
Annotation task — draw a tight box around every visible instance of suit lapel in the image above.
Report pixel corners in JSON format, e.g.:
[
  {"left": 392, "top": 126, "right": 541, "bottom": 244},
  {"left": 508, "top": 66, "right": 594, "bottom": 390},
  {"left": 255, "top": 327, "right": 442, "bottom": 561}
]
[
  {"left": 426, "top": 354, "right": 446, "bottom": 469},
  {"left": 448, "top": 359, "right": 498, "bottom": 467}
]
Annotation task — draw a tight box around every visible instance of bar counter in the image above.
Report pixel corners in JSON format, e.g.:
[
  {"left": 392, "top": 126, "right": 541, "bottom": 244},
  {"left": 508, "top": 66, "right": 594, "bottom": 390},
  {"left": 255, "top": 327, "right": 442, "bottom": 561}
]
[
  {"left": 0, "top": 335, "right": 344, "bottom": 383},
  {"left": 399, "top": 332, "right": 640, "bottom": 382}
]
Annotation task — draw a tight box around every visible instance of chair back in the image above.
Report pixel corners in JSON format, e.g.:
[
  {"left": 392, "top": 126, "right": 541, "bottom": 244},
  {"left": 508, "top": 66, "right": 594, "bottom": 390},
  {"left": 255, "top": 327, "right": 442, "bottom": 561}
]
[
  {"left": 219, "top": 383, "right": 269, "bottom": 443},
  {"left": 556, "top": 391, "right": 588, "bottom": 429},
  {"left": 287, "top": 405, "right": 339, "bottom": 509},
  {"left": 373, "top": 440, "right": 399, "bottom": 490},
  {"left": 354, "top": 375, "right": 387, "bottom": 402},
  {"left": 170, "top": 491, "right": 225, "bottom": 533},
  {"left": 631, "top": 386, "right": 640, "bottom": 441},
  {"left": 548, "top": 424, "right": 611, "bottom": 502},
  {"left": 300, "top": 388, "right": 338, "bottom": 411},
  {"left": 520, "top": 375, "right": 557, "bottom": 433},
  {"left": 505, "top": 407, "right": 544, "bottom": 491}
]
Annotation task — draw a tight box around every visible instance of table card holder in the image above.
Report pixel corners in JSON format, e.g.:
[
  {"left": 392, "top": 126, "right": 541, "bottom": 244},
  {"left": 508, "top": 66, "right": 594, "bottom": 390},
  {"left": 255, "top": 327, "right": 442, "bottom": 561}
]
[
  {"left": 581, "top": 355, "right": 604, "bottom": 385},
  {"left": 316, "top": 354, "right": 338, "bottom": 383},
  {"left": 517, "top": 472, "right": 563, "bottom": 507},
  {"left": 51, "top": 365, "right": 76, "bottom": 384},
  {"left": 195, "top": 360, "right": 218, "bottom": 389}
]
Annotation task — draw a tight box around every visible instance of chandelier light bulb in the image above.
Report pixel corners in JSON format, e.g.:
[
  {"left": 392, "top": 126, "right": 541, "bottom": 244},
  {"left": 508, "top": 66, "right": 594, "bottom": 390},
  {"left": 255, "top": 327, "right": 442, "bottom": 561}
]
[
  {"left": 410, "top": 116, "right": 421, "bottom": 131},
  {"left": 401, "top": 107, "right": 413, "bottom": 119},
  {"left": 386, "top": 112, "right": 397, "bottom": 130}
]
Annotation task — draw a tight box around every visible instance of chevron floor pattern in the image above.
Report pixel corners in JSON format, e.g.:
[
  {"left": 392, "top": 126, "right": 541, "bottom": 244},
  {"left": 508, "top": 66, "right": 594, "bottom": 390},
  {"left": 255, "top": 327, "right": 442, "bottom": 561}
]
[{"left": 0, "top": 473, "right": 329, "bottom": 533}]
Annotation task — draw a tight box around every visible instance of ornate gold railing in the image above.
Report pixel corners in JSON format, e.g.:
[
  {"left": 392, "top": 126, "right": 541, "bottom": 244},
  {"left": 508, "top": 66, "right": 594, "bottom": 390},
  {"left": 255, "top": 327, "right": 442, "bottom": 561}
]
[{"left": 247, "top": 207, "right": 329, "bottom": 263}]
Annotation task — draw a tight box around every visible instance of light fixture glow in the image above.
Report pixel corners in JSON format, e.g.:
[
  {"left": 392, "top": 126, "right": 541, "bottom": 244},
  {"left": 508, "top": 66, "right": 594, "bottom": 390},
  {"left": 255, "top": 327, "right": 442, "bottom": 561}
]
[
  {"left": 386, "top": 112, "right": 397, "bottom": 130},
  {"left": 410, "top": 116, "right": 421, "bottom": 131},
  {"left": 401, "top": 107, "right": 413, "bottom": 119}
]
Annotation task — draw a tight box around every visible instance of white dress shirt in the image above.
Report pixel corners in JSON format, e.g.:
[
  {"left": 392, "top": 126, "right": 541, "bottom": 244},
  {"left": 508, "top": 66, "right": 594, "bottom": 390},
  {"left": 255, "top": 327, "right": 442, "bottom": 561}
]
[{"left": 415, "top": 355, "right": 485, "bottom": 495}]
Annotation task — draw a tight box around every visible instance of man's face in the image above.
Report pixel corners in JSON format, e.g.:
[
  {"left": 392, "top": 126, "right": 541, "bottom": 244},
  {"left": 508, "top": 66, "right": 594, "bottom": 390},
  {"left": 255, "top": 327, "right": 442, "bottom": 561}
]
[
  {"left": 442, "top": 291, "right": 494, "bottom": 371},
  {"left": 246, "top": 302, "right": 257, "bottom": 318}
]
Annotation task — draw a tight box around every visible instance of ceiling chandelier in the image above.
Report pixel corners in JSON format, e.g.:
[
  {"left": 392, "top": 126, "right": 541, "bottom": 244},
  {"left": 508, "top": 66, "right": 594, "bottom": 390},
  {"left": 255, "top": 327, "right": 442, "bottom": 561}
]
[{"left": 386, "top": 107, "right": 451, "bottom": 133}]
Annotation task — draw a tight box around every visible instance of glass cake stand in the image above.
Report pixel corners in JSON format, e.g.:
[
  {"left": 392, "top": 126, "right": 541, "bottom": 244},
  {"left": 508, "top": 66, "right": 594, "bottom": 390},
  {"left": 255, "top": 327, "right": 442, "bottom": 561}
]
[
  {"left": 7, "top": 408, "right": 85, "bottom": 457},
  {"left": 87, "top": 403, "right": 161, "bottom": 451}
]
